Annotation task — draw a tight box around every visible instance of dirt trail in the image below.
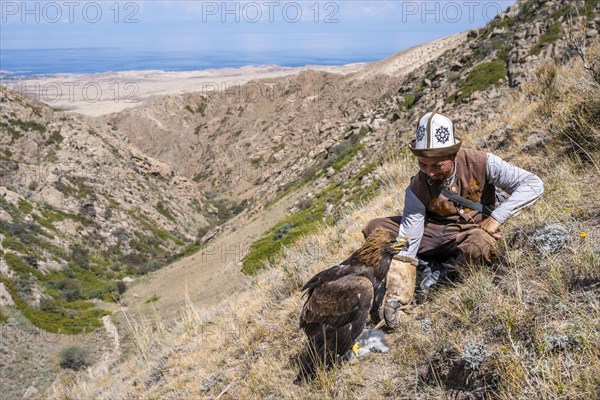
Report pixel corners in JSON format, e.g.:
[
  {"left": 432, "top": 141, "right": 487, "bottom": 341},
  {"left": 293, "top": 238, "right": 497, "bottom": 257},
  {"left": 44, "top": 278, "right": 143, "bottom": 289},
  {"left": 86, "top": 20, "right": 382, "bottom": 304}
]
[{"left": 102, "top": 315, "right": 120, "bottom": 354}]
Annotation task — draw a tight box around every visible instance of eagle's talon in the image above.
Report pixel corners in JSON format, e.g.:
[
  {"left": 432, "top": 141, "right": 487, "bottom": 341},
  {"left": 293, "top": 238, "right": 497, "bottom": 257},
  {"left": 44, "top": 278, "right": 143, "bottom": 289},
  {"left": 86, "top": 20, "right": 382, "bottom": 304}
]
[{"left": 352, "top": 342, "right": 361, "bottom": 356}]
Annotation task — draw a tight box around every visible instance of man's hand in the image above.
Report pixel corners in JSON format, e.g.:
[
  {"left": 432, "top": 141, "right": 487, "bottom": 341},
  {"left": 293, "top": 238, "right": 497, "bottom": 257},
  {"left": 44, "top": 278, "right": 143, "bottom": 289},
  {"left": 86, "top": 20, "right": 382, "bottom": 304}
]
[{"left": 480, "top": 217, "right": 502, "bottom": 239}]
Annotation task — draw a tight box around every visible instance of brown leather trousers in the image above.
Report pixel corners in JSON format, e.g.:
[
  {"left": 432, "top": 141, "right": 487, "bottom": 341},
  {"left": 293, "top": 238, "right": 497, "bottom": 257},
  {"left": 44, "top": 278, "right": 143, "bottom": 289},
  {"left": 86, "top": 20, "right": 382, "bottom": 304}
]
[{"left": 362, "top": 216, "right": 497, "bottom": 265}]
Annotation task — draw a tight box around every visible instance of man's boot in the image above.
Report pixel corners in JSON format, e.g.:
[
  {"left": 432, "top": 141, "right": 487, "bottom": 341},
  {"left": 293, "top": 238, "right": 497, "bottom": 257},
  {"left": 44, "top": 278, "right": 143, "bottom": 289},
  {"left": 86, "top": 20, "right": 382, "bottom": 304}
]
[{"left": 379, "top": 256, "right": 418, "bottom": 329}]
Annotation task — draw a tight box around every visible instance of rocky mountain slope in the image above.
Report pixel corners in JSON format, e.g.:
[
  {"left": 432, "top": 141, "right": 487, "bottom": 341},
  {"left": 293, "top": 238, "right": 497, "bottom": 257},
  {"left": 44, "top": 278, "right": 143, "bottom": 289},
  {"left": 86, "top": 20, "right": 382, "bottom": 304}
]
[
  {"left": 108, "top": 1, "right": 600, "bottom": 278},
  {"left": 53, "top": 26, "right": 600, "bottom": 400},
  {"left": 100, "top": 34, "right": 466, "bottom": 205},
  {"left": 0, "top": 89, "right": 214, "bottom": 395},
  {"left": 1, "top": 0, "right": 599, "bottom": 398},
  {"left": 101, "top": 0, "right": 600, "bottom": 254}
]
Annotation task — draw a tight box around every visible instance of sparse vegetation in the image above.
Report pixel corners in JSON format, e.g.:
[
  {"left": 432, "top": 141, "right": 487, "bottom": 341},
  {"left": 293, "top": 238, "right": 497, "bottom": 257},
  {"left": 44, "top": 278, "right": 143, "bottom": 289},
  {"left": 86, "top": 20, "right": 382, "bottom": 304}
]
[
  {"left": 8, "top": 118, "right": 46, "bottom": 133},
  {"left": 243, "top": 155, "right": 383, "bottom": 274},
  {"left": 0, "top": 191, "right": 190, "bottom": 333},
  {"left": 399, "top": 85, "right": 426, "bottom": 111},
  {"left": 59, "top": 346, "right": 89, "bottom": 370},
  {"left": 0, "top": 275, "right": 108, "bottom": 334},
  {"left": 145, "top": 294, "right": 160, "bottom": 303},
  {"left": 17, "top": 199, "right": 33, "bottom": 214},
  {"left": 46, "top": 130, "right": 64, "bottom": 145},
  {"left": 487, "top": 15, "right": 515, "bottom": 32},
  {"left": 156, "top": 201, "right": 176, "bottom": 222},
  {"left": 585, "top": 0, "right": 599, "bottom": 18},
  {"left": 52, "top": 51, "right": 600, "bottom": 400},
  {"left": 269, "top": 128, "right": 370, "bottom": 208},
  {"left": 530, "top": 22, "right": 562, "bottom": 56},
  {"left": 250, "top": 155, "right": 264, "bottom": 167},
  {"left": 53, "top": 177, "right": 93, "bottom": 200},
  {"left": 172, "top": 240, "right": 205, "bottom": 259},
  {"left": 196, "top": 97, "right": 209, "bottom": 116},
  {"left": 451, "top": 59, "right": 507, "bottom": 102}
]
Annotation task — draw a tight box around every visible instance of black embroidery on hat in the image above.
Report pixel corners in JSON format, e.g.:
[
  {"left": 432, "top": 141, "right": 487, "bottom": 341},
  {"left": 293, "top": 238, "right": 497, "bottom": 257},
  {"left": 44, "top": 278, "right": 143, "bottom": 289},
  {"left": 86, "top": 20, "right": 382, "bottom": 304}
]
[
  {"left": 435, "top": 126, "right": 450, "bottom": 144},
  {"left": 416, "top": 125, "right": 426, "bottom": 141}
]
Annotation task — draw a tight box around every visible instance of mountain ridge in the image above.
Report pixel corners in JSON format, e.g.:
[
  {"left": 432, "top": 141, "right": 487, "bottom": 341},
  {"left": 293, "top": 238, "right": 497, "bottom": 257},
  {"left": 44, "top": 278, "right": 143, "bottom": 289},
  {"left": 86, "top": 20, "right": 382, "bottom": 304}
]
[{"left": 1, "top": 0, "right": 599, "bottom": 397}]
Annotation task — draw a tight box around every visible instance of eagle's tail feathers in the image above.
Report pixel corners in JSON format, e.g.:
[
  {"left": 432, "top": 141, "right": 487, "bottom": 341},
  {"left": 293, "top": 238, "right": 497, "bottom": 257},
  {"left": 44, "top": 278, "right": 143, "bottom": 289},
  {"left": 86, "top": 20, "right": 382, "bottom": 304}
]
[{"left": 296, "top": 327, "right": 353, "bottom": 383}]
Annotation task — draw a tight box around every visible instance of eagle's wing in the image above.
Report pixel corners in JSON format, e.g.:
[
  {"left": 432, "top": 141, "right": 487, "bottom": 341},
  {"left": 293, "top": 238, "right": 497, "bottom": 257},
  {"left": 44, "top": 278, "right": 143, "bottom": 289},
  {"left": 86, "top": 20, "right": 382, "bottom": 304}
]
[
  {"left": 301, "top": 262, "right": 351, "bottom": 292},
  {"left": 300, "top": 274, "right": 373, "bottom": 350}
]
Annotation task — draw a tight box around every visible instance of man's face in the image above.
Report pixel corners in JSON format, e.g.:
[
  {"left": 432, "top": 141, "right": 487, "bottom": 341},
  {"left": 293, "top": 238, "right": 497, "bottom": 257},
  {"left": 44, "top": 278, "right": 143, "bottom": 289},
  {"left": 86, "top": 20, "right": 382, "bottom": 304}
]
[{"left": 418, "top": 155, "right": 456, "bottom": 181}]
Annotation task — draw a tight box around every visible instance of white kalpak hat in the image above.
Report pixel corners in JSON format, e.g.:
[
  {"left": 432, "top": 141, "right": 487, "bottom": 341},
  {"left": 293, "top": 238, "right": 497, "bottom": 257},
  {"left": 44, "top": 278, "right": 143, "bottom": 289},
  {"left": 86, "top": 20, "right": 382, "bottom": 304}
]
[{"left": 409, "top": 112, "right": 462, "bottom": 157}]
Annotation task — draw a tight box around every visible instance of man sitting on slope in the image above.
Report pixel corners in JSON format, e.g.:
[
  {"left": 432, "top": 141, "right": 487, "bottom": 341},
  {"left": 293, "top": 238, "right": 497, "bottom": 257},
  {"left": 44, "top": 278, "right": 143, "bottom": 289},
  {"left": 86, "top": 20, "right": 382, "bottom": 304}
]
[{"left": 363, "top": 112, "right": 544, "bottom": 329}]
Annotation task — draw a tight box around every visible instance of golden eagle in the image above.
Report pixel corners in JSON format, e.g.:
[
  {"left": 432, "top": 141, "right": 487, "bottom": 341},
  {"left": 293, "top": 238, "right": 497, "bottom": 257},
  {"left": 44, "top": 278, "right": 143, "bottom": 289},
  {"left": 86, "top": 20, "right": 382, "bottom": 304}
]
[{"left": 297, "top": 228, "right": 408, "bottom": 380}]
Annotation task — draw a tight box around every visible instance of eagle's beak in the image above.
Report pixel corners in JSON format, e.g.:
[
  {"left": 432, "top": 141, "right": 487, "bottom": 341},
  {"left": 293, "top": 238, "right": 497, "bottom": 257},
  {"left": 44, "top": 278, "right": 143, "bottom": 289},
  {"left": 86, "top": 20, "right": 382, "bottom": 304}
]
[{"left": 392, "top": 236, "right": 410, "bottom": 252}]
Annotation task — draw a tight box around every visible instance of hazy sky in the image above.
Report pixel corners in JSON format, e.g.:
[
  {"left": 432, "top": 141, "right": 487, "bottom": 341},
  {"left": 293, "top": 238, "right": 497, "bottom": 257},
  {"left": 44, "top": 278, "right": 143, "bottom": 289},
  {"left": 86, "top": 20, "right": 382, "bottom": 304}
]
[{"left": 1, "top": 1, "right": 517, "bottom": 61}]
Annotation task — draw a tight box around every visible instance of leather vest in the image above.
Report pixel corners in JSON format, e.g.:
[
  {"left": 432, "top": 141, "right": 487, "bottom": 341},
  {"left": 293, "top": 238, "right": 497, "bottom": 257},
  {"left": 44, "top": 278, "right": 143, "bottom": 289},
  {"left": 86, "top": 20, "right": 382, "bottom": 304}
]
[{"left": 409, "top": 149, "right": 496, "bottom": 224}]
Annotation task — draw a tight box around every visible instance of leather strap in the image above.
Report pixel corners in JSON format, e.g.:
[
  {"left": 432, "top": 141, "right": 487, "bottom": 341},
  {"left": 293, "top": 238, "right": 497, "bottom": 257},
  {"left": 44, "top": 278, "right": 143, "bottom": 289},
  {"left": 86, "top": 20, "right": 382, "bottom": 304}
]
[{"left": 441, "top": 188, "right": 484, "bottom": 213}]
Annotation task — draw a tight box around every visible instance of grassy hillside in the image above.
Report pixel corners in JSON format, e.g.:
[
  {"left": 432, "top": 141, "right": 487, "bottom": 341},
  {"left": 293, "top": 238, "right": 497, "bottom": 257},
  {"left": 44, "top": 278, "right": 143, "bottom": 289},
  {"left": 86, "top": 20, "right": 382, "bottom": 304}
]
[{"left": 51, "top": 54, "right": 599, "bottom": 399}]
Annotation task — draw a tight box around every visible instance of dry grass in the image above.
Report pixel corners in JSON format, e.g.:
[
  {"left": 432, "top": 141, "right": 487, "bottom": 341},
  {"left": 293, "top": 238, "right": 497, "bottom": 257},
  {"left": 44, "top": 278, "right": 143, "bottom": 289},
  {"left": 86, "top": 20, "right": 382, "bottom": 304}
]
[{"left": 50, "top": 56, "right": 599, "bottom": 400}]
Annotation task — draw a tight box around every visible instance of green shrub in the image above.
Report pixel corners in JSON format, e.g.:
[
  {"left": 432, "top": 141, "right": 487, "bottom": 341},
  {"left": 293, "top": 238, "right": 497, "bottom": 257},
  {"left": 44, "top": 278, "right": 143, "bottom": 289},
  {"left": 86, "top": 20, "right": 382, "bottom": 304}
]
[
  {"left": 0, "top": 308, "right": 7, "bottom": 323},
  {"left": 530, "top": 22, "right": 561, "bottom": 56},
  {"left": 330, "top": 143, "right": 364, "bottom": 172},
  {"left": 196, "top": 97, "right": 208, "bottom": 116},
  {"left": 250, "top": 156, "right": 264, "bottom": 167},
  {"left": 156, "top": 201, "right": 176, "bottom": 222},
  {"left": 487, "top": 15, "right": 515, "bottom": 32},
  {"left": 516, "top": 0, "right": 538, "bottom": 22},
  {"left": 401, "top": 90, "right": 425, "bottom": 111},
  {"left": 59, "top": 346, "right": 89, "bottom": 370},
  {"left": 69, "top": 244, "right": 90, "bottom": 269},
  {"left": 585, "top": 0, "right": 599, "bottom": 18},
  {"left": 4, "top": 253, "right": 44, "bottom": 280},
  {"left": 0, "top": 276, "right": 107, "bottom": 333},
  {"left": 63, "top": 300, "right": 95, "bottom": 310},
  {"left": 242, "top": 182, "right": 343, "bottom": 274},
  {"left": 46, "top": 130, "right": 64, "bottom": 145},
  {"left": 32, "top": 213, "right": 58, "bottom": 232},
  {"left": 54, "top": 179, "right": 78, "bottom": 197},
  {"left": 145, "top": 294, "right": 160, "bottom": 303},
  {"left": 19, "top": 200, "right": 33, "bottom": 214},
  {"left": 57, "top": 278, "right": 82, "bottom": 302},
  {"left": 9, "top": 119, "right": 46, "bottom": 133},
  {"left": 54, "top": 177, "right": 92, "bottom": 199},
  {"left": 171, "top": 241, "right": 205, "bottom": 260},
  {"left": 2, "top": 236, "right": 29, "bottom": 254},
  {"left": 452, "top": 60, "right": 507, "bottom": 102}
]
